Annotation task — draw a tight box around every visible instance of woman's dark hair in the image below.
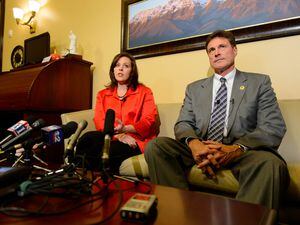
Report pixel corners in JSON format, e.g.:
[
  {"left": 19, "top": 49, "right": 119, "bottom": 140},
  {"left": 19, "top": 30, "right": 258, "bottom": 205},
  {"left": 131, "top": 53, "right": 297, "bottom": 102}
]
[
  {"left": 205, "top": 30, "right": 236, "bottom": 52},
  {"left": 107, "top": 52, "right": 139, "bottom": 90}
]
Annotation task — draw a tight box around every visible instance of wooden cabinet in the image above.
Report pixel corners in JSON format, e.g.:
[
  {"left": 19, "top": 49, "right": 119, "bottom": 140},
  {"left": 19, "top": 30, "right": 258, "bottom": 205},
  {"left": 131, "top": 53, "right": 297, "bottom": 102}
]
[
  {"left": 0, "top": 56, "right": 93, "bottom": 163},
  {"left": 0, "top": 56, "right": 93, "bottom": 125}
]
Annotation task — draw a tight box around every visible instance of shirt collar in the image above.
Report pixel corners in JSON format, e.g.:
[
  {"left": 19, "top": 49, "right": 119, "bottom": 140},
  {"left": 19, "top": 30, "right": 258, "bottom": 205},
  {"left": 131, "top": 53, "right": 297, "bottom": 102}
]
[
  {"left": 214, "top": 68, "right": 236, "bottom": 83},
  {"left": 108, "top": 86, "right": 139, "bottom": 98}
]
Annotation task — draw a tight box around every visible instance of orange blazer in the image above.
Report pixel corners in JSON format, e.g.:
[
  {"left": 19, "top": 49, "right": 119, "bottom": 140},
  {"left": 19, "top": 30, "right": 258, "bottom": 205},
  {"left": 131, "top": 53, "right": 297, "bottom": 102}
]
[{"left": 94, "top": 84, "right": 159, "bottom": 152}]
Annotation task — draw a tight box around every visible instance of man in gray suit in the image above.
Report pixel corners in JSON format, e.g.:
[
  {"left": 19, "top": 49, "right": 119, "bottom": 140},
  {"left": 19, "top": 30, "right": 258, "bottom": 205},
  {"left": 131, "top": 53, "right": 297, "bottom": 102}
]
[{"left": 144, "top": 30, "right": 289, "bottom": 209}]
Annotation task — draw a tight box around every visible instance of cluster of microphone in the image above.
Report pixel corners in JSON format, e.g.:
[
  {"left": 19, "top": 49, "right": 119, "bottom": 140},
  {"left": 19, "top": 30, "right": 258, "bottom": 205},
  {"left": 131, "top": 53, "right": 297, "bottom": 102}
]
[
  {"left": 0, "top": 108, "right": 116, "bottom": 172},
  {"left": 0, "top": 117, "right": 45, "bottom": 152},
  {"left": 0, "top": 109, "right": 124, "bottom": 206},
  {"left": 0, "top": 116, "right": 88, "bottom": 168},
  {"left": 0, "top": 110, "right": 149, "bottom": 221}
]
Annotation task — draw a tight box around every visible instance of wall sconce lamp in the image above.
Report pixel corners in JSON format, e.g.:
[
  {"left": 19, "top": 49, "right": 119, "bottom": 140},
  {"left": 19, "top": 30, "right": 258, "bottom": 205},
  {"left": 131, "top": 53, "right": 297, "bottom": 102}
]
[{"left": 13, "top": 0, "right": 41, "bottom": 34}]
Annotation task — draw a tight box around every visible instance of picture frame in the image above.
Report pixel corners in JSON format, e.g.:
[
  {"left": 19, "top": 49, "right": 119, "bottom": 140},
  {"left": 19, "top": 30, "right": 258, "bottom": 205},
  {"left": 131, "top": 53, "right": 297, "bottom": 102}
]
[{"left": 121, "top": 0, "right": 300, "bottom": 59}]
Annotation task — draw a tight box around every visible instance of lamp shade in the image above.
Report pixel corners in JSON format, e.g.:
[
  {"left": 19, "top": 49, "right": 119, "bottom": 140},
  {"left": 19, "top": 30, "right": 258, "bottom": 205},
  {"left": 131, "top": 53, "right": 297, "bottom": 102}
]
[
  {"left": 13, "top": 7, "right": 24, "bottom": 19},
  {"left": 28, "top": 0, "right": 40, "bottom": 12}
]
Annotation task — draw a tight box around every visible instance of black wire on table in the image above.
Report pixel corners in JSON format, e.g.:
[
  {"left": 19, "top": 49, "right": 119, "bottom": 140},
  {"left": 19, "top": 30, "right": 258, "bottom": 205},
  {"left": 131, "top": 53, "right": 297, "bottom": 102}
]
[{"left": 0, "top": 168, "right": 151, "bottom": 224}]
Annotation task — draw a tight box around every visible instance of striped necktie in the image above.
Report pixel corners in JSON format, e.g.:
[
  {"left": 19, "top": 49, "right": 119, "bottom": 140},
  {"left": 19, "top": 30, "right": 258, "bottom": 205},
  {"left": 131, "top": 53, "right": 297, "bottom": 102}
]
[{"left": 207, "top": 77, "right": 227, "bottom": 142}]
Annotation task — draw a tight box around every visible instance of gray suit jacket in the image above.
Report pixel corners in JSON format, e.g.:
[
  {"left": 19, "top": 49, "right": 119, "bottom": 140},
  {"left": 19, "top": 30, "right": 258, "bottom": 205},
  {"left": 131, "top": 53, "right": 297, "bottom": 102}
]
[{"left": 175, "top": 70, "right": 286, "bottom": 152}]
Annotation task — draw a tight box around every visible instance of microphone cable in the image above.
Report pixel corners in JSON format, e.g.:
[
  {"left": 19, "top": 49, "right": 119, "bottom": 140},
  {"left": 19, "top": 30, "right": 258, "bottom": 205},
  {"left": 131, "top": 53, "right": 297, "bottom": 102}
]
[
  {"left": 0, "top": 166, "right": 152, "bottom": 224},
  {"left": 0, "top": 173, "right": 108, "bottom": 217}
]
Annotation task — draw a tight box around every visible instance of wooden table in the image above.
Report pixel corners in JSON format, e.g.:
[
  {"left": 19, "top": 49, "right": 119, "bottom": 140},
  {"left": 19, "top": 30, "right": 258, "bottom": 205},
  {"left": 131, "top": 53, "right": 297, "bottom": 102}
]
[{"left": 0, "top": 179, "right": 276, "bottom": 225}]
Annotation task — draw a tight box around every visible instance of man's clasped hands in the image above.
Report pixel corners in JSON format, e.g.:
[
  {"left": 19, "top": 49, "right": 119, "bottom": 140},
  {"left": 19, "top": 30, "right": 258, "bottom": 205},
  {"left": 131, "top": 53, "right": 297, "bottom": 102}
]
[{"left": 188, "top": 139, "right": 244, "bottom": 179}]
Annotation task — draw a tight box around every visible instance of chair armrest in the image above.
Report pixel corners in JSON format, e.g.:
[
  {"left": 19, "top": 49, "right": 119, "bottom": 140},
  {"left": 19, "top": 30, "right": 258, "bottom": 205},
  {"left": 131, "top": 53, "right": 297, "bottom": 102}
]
[
  {"left": 61, "top": 109, "right": 95, "bottom": 131},
  {"left": 61, "top": 109, "right": 96, "bottom": 149}
]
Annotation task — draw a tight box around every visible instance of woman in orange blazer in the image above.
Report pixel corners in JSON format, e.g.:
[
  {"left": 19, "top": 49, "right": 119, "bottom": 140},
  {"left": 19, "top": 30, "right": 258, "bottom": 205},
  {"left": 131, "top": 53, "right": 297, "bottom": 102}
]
[{"left": 76, "top": 52, "right": 159, "bottom": 173}]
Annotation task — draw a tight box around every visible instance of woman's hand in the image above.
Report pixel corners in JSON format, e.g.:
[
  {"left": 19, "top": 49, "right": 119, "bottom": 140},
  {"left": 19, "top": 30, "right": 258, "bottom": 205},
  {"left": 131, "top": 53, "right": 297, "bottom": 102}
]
[
  {"left": 114, "top": 119, "right": 125, "bottom": 133},
  {"left": 115, "top": 133, "right": 137, "bottom": 148},
  {"left": 114, "top": 119, "right": 137, "bottom": 134}
]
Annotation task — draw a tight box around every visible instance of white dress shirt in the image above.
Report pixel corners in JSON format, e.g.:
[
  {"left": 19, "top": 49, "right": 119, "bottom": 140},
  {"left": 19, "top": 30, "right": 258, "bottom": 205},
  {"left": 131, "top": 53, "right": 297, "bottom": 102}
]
[{"left": 211, "top": 68, "right": 236, "bottom": 137}]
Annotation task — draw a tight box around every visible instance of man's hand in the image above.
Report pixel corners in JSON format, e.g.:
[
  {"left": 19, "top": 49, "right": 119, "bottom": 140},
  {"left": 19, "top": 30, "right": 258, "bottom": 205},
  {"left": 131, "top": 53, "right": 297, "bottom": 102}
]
[
  {"left": 202, "top": 140, "right": 244, "bottom": 167},
  {"left": 195, "top": 141, "right": 225, "bottom": 169},
  {"left": 189, "top": 140, "right": 244, "bottom": 178},
  {"left": 188, "top": 139, "right": 220, "bottom": 179}
]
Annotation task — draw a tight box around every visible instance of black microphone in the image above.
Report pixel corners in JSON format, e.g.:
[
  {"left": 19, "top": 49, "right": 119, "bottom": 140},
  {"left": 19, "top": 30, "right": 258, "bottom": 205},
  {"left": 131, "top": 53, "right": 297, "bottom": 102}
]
[
  {"left": 0, "top": 119, "right": 45, "bottom": 151},
  {"left": 65, "top": 120, "right": 88, "bottom": 163},
  {"left": 61, "top": 121, "right": 78, "bottom": 139},
  {"left": 102, "top": 109, "right": 115, "bottom": 171},
  {"left": 5, "top": 121, "right": 78, "bottom": 154},
  {"left": 0, "top": 116, "right": 36, "bottom": 146},
  {"left": 12, "top": 122, "right": 78, "bottom": 167},
  {"left": 42, "top": 121, "right": 78, "bottom": 146}
]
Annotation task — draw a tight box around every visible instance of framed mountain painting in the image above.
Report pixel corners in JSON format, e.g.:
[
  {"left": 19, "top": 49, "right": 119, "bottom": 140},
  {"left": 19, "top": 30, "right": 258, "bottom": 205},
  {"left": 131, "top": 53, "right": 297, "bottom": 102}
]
[{"left": 121, "top": 0, "right": 300, "bottom": 59}]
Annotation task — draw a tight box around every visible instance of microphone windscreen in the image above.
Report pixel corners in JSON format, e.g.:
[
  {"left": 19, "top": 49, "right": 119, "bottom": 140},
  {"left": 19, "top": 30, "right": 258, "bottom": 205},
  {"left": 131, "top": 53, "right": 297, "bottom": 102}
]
[
  {"left": 78, "top": 120, "right": 88, "bottom": 131},
  {"left": 62, "top": 121, "right": 78, "bottom": 139},
  {"left": 65, "top": 120, "right": 88, "bottom": 152},
  {"left": 32, "top": 119, "right": 46, "bottom": 129},
  {"left": 103, "top": 109, "right": 115, "bottom": 136}
]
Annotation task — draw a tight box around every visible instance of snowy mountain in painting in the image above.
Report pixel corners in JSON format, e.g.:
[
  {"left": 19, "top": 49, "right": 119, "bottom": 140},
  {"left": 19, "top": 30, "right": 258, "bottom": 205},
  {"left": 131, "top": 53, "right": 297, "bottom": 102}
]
[{"left": 129, "top": 0, "right": 300, "bottom": 48}]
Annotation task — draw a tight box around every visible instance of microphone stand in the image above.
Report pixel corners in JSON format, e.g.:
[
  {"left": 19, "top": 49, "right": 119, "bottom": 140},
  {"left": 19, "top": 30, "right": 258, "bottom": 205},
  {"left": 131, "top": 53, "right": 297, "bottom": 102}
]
[
  {"left": 101, "top": 154, "right": 141, "bottom": 185},
  {"left": 12, "top": 143, "right": 51, "bottom": 173},
  {"left": 33, "top": 153, "right": 48, "bottom": 166},
  {"left": 100, "top": 135, "right": 141, "bottom": 185},
  {"left": 63, "top": 144, "right": 84, "bottom": 178},
  {"left": 101, "top": 163, "right": 110, "bottom": 184},
  {"left": 4, "top": 148, "right": 18, "bottom": 165},
  {"left": 12, "top": 154, "right": 23, "bottom": 167},
  {"left": 0, "top": 158, "right": 7, "bottom": 163},
  {"left": 23, "top": 145, "right": 33, "bottom": 167}
]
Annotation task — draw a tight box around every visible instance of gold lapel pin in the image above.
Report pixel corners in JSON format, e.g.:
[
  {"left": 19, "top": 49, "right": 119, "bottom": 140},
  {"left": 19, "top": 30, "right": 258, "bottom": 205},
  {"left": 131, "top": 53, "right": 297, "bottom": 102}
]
[{"left": 240, "top": 85, "right": 245, "bottom": 90}]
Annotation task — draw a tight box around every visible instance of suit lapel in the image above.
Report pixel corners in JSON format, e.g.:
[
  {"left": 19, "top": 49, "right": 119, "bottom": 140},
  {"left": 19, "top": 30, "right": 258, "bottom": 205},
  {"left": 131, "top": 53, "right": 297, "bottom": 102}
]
[
  {"left": 199, "top": 77, "right": 214, "bottom": 135},
  {"left": 227, "top": 70, "right": 247, "bottom": 134}
]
